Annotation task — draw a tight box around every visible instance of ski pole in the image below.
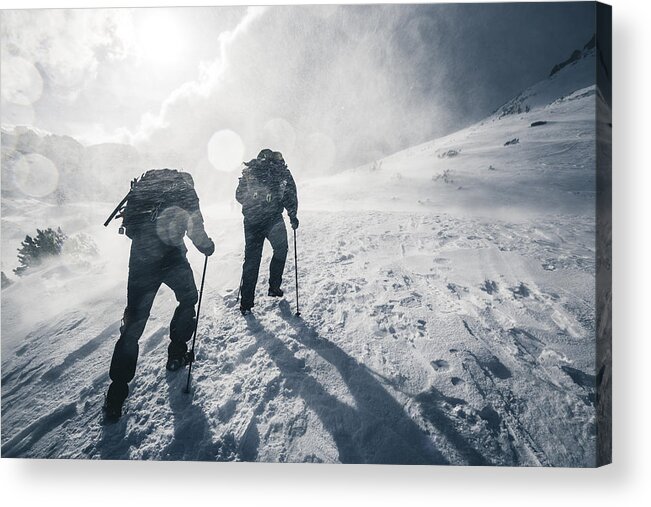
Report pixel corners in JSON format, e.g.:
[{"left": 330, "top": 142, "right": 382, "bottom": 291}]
[
  {"left": 294, "top": 228, "right": 300, "bottom": 317},
  {"left": 184, "top": 255, "right": 209, "bottom": 393}
]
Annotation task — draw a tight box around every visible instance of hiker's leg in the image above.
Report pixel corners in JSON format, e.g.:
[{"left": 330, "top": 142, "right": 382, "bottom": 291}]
[
  {"left": 163, "top": 254, "right": 198, "bottom": 359},
  {"left": 108, "top": 264, "right": 160, "bottom": 403},
  {"left": 240, "top": 222, "right": 265, "bottom": 309},
  {"left": 267, "top": 218, "right": 288, "bottom": 291}
]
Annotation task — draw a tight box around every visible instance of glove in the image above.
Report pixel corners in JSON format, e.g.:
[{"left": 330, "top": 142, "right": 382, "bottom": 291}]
[
  {"left": 198, "top": 238, "right": 215, "bottom": 257},
  {"left": 290, "top": 215, "right": 299, "bottom": 230}
]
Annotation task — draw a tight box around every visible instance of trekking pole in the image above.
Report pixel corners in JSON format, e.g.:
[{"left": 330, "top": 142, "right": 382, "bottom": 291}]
[
  {"left": 236, "top": 273, "right": 243, "bottom": 303},
  {"left": 103, "top": 178, "right": 137, "bottom": 227},
  {"left": 293, "top": 229, "right": 301, "bottom": 317},
  {"left": 184, "top": 255, "right": 209, "bottom": 394},
  {"left": 103, "top": 192, "right": 130, "bottom": 227}
]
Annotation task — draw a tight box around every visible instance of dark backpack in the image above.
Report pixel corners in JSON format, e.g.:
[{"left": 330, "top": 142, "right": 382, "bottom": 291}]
[
  {"left": 241, "top": 160, "right": 288, "bottom": 212},
  {"left": 120, "top": 169, "right": 193, "bottom": 239}
]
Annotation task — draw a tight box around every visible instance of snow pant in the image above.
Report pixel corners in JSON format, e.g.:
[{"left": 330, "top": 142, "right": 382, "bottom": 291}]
[
  {"left": 107, "top": 246, "right": 198, "bottom": 404},
  {"left": 240, "top": 216, "right": 288, "bottom": 309}
]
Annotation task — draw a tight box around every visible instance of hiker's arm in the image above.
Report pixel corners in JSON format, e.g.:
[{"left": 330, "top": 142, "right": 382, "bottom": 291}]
[
  {"left": 283, "top": 169, "right": 298, "bottom": 219},
  {"left": 283, "top": 169, "right": 299, "bottom": 230},
  {"left": 184, "top": 187, "right": 214, "bottom": 255},
  {"left": 235, "top": 172, "right": 247, "bottom": 204}
]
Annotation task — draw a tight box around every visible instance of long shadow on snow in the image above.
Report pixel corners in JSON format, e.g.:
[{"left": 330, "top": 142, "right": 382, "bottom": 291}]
[
  {"left": 244, "top": 301, "right": 447, "bottom": 465},
  {"left": 98, "top": 415, "right": 130, "bottom": 460},
  {"left": 161, "top": 373, "right": 221, "bottom": 461},
  {"left": 1, "top": 402, "right": 77, "bottom": 458},
  {"left": 97, "top": 372, "right": 220, "bottom": 461},
  {"left": 41, "top": 321, "right": 122, "bottom": 382},
  {"left": 415, "top": 388, "right": 491, "bottom": 465}
]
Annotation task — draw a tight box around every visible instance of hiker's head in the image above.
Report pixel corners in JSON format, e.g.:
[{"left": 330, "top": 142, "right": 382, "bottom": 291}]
[{"left": 257, "top": 149, "right": 274, "bottom": 161}]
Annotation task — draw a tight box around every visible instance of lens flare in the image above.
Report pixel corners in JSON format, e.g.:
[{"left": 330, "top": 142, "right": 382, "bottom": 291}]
[
  {"left": 1, "top": 56, "right": 43, "bottom": 106},
  {"left": 155, "top": 206, "right": 190, "bottom": 246},
  {"left": 207, "top": 129, "right": 245, "bottom": 172},
  {"left": 12, "top": 153, "right": 59, "bottom": 198},
  {"left": 1, "top": 103, "right": 36, "bottom": 127}
]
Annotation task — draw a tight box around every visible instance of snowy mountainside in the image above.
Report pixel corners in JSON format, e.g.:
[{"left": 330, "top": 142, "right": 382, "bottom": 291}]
[
  {"left": 304, "top": 48, "right": 599, "bottom": 216},
  {"left": 1, "top": 127, "right": 143, "bottom": 202},
  {"left": 1, "top": 44, "right": 606, "bottom": 465},
  {"left": 494, "top": 37, "right": 597, "bottom": 119}
]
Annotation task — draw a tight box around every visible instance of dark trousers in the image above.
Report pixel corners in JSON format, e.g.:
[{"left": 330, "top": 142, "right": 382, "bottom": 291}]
[
  {"left": 107, "top": 245, "right": 198, "bottom": 404},
  {"left": 240, "top": 217, "right": 288, "bottom": 308}
]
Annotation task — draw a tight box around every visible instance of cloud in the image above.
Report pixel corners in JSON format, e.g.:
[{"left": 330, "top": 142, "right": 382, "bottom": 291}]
[
  {"left": 1, "top": 9, "right": 135, "bottom": 102},
  {"left": 130, "top": 7, "right": 265, "bottom": 144},
  {"left": 127, "top": 5, "right": 453, "bottom": 175},
  {"left": 4, "top": 4, "right": 593, "bottom": 178}
]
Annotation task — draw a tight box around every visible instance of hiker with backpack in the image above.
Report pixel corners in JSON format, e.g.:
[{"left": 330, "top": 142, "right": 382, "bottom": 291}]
[
  {"left": 236, "top": 149, "right": 299, "bottom": 315},
  {"left": 103, "top": 169, "right": 215, "bottom": 421}
]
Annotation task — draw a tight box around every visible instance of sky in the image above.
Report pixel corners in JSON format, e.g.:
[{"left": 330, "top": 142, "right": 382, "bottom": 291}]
[{"left": 1, "top": 3, "right": 596, "bottom": 174}]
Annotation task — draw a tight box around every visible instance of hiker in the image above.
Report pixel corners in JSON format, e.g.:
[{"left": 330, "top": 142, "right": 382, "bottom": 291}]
[
  {"left": 236, "top": 149, "right": 298, "bottom": 315},
  {"left": 103, "top": 169, "right": 214, "bottom": 421}
]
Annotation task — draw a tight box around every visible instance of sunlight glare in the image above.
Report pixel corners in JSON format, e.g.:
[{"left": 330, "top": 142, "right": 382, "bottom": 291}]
[{"left": 138, "top": 12, "right": 185, "bottom": 64}]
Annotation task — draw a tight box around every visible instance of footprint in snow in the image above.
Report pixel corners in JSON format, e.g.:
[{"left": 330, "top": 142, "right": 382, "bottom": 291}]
[
  {"left": 510, "top": 282, "right": 530, "bottom": 298},
  {"left": 430, "top": 359, "right": 450, "bottom": 372},
  {"left": 480, "top": 280, "right": 498, "bottom": 295}
]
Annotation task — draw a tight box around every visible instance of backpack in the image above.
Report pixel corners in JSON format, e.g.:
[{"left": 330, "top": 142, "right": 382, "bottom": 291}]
[
  {"left": 119, "top": 169, "right": 193, "bottom": 239},
  {"left": 241, "top": 159, "right": 288, "bottom": 212}
]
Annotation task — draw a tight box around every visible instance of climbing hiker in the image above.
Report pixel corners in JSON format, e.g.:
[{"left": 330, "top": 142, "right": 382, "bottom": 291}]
[
  {"left": 103, "top": 169, "right": 214, "bottom": 422},
  {"left": 236, "top": 149, "right": 299, "bottom": 315}
]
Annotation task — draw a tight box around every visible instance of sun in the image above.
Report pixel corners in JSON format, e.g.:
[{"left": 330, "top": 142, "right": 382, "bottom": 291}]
[{"left": 137, "top": 11, "right": 185, "bottom": 65}]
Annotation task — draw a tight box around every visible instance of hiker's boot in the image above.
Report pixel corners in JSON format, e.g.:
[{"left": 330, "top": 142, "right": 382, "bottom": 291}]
[
  {"left": 103, "top": 398, "right": 123, "bottom": 423},
  {"left": 166, "top": 352, "right": 192, "bottom": 372},
  {"left": 103, "top": 382, "right": 127, "bottom": 423},
  {"left": 268, "top": 286, "right": 284, "bottom": 297}
]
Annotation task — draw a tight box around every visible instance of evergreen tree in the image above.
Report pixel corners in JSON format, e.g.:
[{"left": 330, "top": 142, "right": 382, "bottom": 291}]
[{"left": 14, "top": 227, "right": 67, "bottom": 276}]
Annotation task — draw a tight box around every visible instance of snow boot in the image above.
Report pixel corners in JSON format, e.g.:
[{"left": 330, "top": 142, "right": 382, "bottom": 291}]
[
  {"left": 268, "top": 286, "right": 284, "bottom": 297},
  {"left": 166, "top": 350, "right": 193, "bottom": 372},
  {"left": 102, "top": 390, "right": 124, "bottom": 424},
  {"left": 240, "top": 304, "right": 252, "bottom": 316},
  {"left": 102, "top": 398, "right": 123, "bottom": 423},
  {"left": 103, "top": 382, "right": 127, "bottom": 423}
]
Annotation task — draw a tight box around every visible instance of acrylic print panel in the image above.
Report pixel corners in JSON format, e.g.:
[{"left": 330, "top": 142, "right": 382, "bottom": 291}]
[{"left": 0, "top": 2, "right": 611, "bottom": 466}]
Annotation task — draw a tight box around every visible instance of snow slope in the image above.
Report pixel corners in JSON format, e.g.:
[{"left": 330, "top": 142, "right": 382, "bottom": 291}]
[{"left": 1, "top": 47, "right": 606, "bottom": 466}]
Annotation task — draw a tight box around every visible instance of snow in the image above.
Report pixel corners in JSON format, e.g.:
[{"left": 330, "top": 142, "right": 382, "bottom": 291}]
[{"left": 1, "top": 51, "right": 606, "bottom": 466}]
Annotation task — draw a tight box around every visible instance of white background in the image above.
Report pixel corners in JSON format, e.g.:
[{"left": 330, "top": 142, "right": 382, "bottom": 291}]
[{"left": 1, "top": 0, "right": 649, "bottom": 505}]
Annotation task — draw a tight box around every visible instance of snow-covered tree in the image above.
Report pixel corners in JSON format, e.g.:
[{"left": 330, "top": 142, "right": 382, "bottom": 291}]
[{"left": 14, "top": 227, "right": 67, "bottom": 276}]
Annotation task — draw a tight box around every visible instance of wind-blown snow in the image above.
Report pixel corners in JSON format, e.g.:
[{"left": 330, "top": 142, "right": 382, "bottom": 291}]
[{"left": 1, "top": 50, "right": 606, "bottom": 466}]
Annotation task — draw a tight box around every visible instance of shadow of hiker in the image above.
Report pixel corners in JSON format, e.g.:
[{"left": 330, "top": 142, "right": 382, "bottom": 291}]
[
  {"left": 98, "top": 411, "right": 130, "bottom": 460},
  {"left": 415, "top": 388, "right": 491, "bottom": 466},
  {"left": 278, "top": 301, "right": 491, "bottom": 466},
  {"left": 245, "top": 304, "right": 448, "bottom": 465},
  {"left": 160, "top": 372, "right": 221, "bottom": 461},
  {"left": 42, "top": 321, "right": 122, "bottom": 383},
  {"left": 96, "top": 371, "right": 221, "bottom": 461}
]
